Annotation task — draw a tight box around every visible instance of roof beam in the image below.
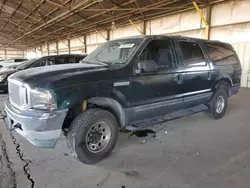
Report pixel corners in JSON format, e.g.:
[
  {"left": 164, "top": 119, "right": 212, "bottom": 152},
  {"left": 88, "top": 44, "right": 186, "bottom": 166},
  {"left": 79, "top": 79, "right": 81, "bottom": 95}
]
[
  {"left": 7, "top": 0, "right": 98, "bottom": 46},
  {"left": 0, "top": 1, "right": 23, "bottom": 32},
  {"left": 34, "top": 0, "right": 178, "bottom": 41},
  {"left": 0, "top": 16, "right": 37, "bottom": 23},
  {"left": 0, "top": 0, "right": 6, "bottom": 11},
  {"left": 11, "top": 0, "right": 188, "bottom": 46},
  {"left": 45, "top": 0, "right": 68, "bottom": 9},
  {"left": 21, "top": 1, "right": 45, "bottom": 21},
  {"left": 8, "top": 0, "right": 73, "bottom": 35},
  {"left": 28, "top": 0, "right": 137, "bottom": 41},
  {"left": 9, "top": 0, "right": 45, "bottom": 33}
]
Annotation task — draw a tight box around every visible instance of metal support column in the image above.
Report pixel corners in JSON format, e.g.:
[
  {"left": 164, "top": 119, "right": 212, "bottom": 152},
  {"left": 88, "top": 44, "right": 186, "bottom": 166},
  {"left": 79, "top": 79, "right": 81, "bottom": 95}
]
[
  {"left": 84, "top": 35, "right": 87, "bottom": 54},
  {"left": 56, "top": 41, "right": 59, "bottom": 54},
  {"left": 4, "top": 49, "right": 7, "bottom": 60},
  {"left": 68, "top": 39, "right": 70, "bottom": 54},
  {"left": 47, "top": 43, "right": 49, "bottom": 55},
  {"left": 193, "top": 2, "right": 210, "bottom": 40},
  {"left": 205, "top": 5, "right": 212, "bottom": 40},
  {"left": 107, "top": 29, "right": 110, "bottom": 41},
  {"left": 143, "top": 21, "right": 146, "bottom": 35},
  {"left": 129, "top": 19, "right": 144, "bottom": 35}
]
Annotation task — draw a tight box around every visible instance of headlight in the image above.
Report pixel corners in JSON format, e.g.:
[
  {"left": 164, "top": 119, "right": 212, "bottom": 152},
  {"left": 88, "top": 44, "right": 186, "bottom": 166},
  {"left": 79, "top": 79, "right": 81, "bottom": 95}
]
[
  {"left": 30, "top": 88, "right": 57, "bottom": 110},
  {"left": 0, "top": 74, "right": 7, "bottom": 82}
]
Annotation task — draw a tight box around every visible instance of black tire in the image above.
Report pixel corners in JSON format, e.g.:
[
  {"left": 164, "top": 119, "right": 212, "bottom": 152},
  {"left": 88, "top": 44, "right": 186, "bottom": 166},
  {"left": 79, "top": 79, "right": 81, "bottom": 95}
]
[
  {"left": 208, "top": 87, "right": 228, "bottom": 119},
  {"left": 67, "top": 109, "right": 118, "bottom": 164}
]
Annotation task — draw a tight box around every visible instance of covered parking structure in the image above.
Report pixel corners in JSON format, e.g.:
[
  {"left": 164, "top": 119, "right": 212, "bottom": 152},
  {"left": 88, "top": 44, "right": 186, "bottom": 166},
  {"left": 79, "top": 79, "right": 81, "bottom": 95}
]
[
  {"left": 0, "top": 0, "right": 249, "bottom": 87},
  {"left": 1, "top": 1, "right": 250, "bottom": 188}
]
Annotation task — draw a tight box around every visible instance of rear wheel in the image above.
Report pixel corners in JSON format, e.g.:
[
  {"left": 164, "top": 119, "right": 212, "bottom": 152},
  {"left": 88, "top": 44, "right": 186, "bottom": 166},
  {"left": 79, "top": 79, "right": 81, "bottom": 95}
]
[
  {"left": 208, "top": 87, "right": 228, "bottom": 119},
  {"left": 66, "top": 109, "right": 118, "bottom": 164}
]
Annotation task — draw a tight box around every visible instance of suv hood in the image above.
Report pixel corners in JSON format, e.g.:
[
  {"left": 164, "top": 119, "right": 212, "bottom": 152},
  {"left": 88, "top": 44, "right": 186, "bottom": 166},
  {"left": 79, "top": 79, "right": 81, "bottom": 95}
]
[
  {"left": 0, "top": 69, "right": 17, "bottom": 75},
  {"left": 10, "top": 63, "right": 107, "bottom": 89}
]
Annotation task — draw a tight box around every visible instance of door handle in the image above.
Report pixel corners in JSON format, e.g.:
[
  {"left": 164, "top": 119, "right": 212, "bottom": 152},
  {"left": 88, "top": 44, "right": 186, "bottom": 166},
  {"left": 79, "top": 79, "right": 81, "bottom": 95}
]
[
  {"left": 208, "top": 71, "right": 212, "bottom": 80},
  {"left": 174, "top": 74, "right": 183, "bottom": 84}
]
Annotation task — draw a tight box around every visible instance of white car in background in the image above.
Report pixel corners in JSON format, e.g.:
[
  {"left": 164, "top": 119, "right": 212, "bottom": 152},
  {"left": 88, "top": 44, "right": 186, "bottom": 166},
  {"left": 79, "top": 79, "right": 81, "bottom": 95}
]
[{"left": 0, "top": 58, "right": 28, "bottom": 69}]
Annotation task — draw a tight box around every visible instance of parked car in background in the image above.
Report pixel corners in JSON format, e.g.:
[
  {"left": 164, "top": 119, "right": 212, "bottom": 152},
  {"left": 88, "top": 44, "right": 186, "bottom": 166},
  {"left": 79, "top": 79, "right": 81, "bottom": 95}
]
[
  {"left": 0, "top": 58, "right": 28, "bottom": 68},
  {"left": 5, "top": 35, "right": 241, "bottom": 164},
  {"left": 0, "top": 54, "right": 87, "bottom": 92}
]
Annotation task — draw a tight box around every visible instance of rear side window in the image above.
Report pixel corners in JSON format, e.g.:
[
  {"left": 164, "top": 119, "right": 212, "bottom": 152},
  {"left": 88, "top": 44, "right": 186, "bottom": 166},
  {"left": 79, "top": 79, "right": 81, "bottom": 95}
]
[
  {"left": 15, "top": 59, "right": 27, "bottom": 62},
  {"left": 55, "top": 57, "right": 66, "bottom": 65},
  {"left": 179, "top": 41, "right": 206, "bottom": 66},
  {"left": 68, "top": 56, "right": 76, "bottom": 63},
  {"left": 55, "top": 56, "right": 77, "bottom": 64},
  {"left": 206, "top": 43, "right": 238, "bottom": 65}
]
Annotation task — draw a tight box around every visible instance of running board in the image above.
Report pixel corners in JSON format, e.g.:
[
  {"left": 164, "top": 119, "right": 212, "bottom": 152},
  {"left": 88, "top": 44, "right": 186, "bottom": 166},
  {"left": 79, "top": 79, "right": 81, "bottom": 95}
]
[{"left": 125, "top": 105, "right": 208, "bottom": 131}]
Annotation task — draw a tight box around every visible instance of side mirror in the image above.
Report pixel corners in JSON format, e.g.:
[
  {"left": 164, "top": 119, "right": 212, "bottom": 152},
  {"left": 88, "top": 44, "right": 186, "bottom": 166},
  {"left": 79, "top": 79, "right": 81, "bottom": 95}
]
[{"left": 138, "top": 60, "right": 157, "bottom": 73}]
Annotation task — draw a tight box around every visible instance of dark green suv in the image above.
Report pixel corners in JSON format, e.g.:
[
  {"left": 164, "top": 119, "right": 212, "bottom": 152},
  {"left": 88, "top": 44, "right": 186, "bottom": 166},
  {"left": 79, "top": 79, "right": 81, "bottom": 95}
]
[{"left": 5, "top": 35, "right": 241, "bottom": 164}]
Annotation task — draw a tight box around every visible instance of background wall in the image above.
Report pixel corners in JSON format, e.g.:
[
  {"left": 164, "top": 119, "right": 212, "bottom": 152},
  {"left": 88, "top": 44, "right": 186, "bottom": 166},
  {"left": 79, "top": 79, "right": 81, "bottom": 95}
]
[
  {"left": 0, "top": 48, "right": 24, "bottom": 60},
  {"left": 25, "top": 0, "right": 250, "bottom": 87}
]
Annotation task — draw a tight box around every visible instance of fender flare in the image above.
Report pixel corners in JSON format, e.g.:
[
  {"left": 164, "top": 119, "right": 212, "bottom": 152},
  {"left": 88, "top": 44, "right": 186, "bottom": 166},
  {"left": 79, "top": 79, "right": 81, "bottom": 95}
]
[
  {"left": 213, "top": 74, "right": 233, "bottom": 96},
  {"left": 88, "top": 97, "right": 128, "bottom": 127},
  {"left": 214, "top": 74, "right": 233, "bottom": 88}
]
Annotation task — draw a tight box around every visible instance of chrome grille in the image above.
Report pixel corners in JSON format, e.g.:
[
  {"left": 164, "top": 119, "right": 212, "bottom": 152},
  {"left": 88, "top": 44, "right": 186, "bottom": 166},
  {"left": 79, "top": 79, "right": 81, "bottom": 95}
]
[{"left": 8, "top": 80, "right": 21, "bottom": 107}]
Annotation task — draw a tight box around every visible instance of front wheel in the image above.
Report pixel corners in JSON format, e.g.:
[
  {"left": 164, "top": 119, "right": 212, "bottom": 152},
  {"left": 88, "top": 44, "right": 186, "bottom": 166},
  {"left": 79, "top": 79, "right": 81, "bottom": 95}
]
[
  {"left": 208, "top": 88, "right": 228, "bottom": 119},
  {"left": 66, "top": 109, "right": 118, "bottom": 164}
]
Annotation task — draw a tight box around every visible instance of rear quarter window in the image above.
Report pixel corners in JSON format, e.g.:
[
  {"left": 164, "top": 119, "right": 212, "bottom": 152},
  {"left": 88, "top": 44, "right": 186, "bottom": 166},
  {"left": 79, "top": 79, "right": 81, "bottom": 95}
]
[{"left": 206, "top": 43, "right": 239, "bottom": 66}]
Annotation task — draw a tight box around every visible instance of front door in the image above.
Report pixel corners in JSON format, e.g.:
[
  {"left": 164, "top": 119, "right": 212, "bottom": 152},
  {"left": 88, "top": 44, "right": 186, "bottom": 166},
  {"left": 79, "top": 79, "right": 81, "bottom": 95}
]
[
  {"left": 177, "top": 40, "right": 213, "bottom": 108},
  {"left": 129, "top": 39, "right": 182, "bottom": 121}
]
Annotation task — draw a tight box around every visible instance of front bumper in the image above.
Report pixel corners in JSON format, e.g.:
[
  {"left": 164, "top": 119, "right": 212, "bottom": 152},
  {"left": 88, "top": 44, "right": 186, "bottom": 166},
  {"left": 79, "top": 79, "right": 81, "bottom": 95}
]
[{"left": 5, "top": 100, "right": 68, "bottom": 148}]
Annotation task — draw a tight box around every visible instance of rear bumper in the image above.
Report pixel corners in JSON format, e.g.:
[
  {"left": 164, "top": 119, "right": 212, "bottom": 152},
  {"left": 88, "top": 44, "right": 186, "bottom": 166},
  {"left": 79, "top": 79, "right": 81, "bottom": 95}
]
[
  {"left": 5, "top": 100, "right": 68, "bottom": 148},
  {"left": 230, "top": 84, "right": 240, "bottom": 96}
]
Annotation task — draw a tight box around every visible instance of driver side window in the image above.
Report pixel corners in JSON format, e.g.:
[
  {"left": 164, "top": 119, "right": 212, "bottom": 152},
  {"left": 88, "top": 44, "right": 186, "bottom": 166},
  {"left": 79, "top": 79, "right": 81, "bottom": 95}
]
[{"left": 140, "top": 40, "right": 175, "bottom": 69}]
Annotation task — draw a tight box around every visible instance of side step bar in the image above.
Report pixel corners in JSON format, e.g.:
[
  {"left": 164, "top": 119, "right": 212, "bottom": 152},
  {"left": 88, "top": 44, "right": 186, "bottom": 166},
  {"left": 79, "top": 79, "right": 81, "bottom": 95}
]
[{"left": 125, "top": 105, "right": 208, "bottom": 131}]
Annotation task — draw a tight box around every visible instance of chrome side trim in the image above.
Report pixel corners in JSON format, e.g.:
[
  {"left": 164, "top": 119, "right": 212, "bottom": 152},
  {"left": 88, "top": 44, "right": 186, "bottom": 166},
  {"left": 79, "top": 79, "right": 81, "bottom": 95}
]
[
  {"left": 181, "top": 89, "right": 211, "bottom": 97},
  {"left": 114, "top": 81, "right": 130, "bottom": 87},
  {"left": 134, "top": 98, "right": 182, "bottom": 112}
]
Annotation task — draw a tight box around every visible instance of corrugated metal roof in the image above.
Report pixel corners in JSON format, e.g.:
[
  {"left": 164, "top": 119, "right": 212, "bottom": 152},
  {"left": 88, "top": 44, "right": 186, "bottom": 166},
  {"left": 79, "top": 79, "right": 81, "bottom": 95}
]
[{"left": 0, "top": 0, "right": 230, "bottom": 49}]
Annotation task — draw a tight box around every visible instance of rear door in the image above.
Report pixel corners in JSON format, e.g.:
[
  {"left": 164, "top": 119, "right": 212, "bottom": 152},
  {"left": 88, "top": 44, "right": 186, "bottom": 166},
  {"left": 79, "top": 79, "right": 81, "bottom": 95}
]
[{"left": 177, "top": 40, "right": 213, "bottom": 107}]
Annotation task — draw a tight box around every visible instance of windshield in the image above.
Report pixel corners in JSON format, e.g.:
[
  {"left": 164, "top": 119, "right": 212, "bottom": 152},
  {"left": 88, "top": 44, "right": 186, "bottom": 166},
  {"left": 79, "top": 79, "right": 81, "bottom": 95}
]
[
  {"left": 82, "top": 38, "right": 143, "bottom": 66},
  {"left": 16, "top": 59, "right": 37, "bottom": 70}
]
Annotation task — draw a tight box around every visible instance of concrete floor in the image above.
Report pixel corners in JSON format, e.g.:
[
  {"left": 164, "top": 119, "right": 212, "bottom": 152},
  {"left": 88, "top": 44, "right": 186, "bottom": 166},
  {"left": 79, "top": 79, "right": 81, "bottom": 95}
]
[{"left": 1, "top": 89, "right": 250, "bottom": 188}]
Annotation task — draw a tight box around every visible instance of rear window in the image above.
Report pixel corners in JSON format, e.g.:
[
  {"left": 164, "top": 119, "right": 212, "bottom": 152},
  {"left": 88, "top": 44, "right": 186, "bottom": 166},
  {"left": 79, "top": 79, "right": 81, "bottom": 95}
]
[{"left": 206, "top": 43, "right": 239, "bottom": 65}]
